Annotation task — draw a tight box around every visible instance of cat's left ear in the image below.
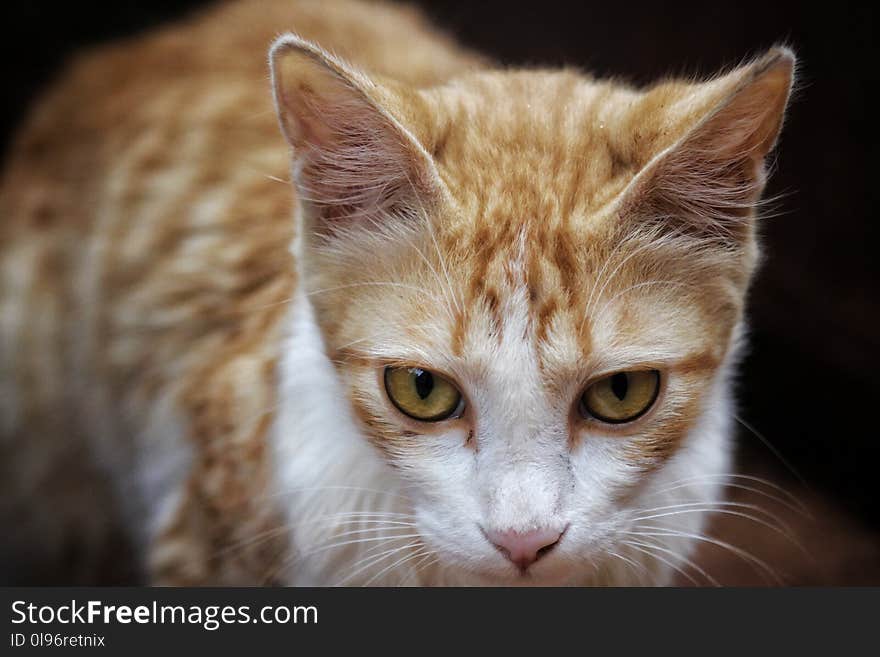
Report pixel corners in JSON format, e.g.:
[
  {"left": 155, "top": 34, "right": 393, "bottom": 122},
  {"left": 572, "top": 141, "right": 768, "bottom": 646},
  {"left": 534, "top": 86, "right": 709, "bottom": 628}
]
[
  {"left": 270, "top": 34, "right": 442, "bottom": 234},
  {"left": 622, "top": 47, "right": 796, "bottom": 243}
]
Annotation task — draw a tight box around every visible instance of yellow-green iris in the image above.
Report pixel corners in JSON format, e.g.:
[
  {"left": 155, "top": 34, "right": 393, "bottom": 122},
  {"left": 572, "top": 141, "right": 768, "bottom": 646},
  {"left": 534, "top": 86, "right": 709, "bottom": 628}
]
[
  {"left": 384, "top": 367, "right": 462, "bottom": 421},
  {"left": 581, "top": 370, "right": 660, "bottom": 423}
]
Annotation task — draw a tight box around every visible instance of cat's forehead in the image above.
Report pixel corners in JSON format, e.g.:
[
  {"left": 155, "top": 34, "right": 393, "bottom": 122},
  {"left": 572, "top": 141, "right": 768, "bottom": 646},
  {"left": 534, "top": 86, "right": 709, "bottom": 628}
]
[
  {"left": 371, "top": 218, "right": 729, "bottom": 385},
  {"left": 419, "top": 71, "right": 673, "bottom": 217},
  {"left": 389, "top": 75, "right": 733, "bottom": 368},
  {"left": 321, "top": 72, "right": 745, "bottom": 378}
]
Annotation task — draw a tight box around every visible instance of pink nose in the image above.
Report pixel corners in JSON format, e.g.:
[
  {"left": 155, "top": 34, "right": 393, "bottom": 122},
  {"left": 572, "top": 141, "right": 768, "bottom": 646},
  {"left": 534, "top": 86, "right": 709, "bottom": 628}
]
[{"left": 486, "top": 527, "right": 563, "bottom": 570}]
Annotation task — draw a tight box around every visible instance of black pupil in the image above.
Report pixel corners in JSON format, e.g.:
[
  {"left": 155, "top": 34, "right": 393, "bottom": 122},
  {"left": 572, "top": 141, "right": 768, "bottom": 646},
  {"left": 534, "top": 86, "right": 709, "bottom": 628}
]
[
  {"left": 413, "top": 369, "right": 434, "bottom": 399},
  {"left": 610, "top": 373, "right": 629, "bottom": 400}
]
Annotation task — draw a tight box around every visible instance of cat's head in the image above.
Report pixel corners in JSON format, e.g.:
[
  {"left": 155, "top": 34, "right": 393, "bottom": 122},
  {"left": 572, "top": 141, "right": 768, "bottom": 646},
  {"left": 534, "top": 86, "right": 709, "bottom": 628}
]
[{"left": 271, "top": 36, "right": 794, "bottom": 584}]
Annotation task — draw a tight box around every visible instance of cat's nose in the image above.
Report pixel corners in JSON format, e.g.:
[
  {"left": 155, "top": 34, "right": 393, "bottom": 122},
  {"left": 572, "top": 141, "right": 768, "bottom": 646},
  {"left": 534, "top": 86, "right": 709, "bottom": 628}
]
[{"left": 486, "top": 527, "right": 563, "bottom": 570}]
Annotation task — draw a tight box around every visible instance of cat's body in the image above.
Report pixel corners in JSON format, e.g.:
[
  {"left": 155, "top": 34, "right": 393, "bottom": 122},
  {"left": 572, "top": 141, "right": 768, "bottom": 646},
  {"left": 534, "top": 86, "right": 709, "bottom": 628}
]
[{"left": 0, "top": 0, "right": 793, "bottom": 585}]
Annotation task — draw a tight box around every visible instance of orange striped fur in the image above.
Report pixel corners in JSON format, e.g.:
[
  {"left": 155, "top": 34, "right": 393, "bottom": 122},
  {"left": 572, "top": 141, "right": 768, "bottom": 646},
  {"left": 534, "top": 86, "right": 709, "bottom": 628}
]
[{"left": 0, "top": 0, "right": 793, "bottom": 585}]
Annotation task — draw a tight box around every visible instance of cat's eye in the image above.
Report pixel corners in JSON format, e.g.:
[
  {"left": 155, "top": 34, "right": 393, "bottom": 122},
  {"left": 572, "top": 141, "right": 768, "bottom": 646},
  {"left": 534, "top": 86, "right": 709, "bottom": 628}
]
[
  {"left": 579, "top": 370, "right": 660, "bottom": 424},
  {"left": 384, "top": 367, "right": 463, "bottom": 422}
]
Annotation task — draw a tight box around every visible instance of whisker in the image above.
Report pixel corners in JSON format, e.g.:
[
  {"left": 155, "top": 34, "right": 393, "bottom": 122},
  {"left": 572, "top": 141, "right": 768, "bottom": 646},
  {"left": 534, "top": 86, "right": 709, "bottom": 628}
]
[
  {"left": 734, "top": 415, "right": 808, "bottom": 487},
  {"left": 622, "top": 540, "right": 700, "bottom": 586},
  {"left": 605, "top": 547, "right": 649, "bottom": 585},
  {"left": 332, "top": 540, "right": 422, "bottom": 586},
  {"left": 306, "top": 524, "right": 420, "bottom": 543},
  {"left": 361, "top": 544, "right": 428, "bottom": 587},
  {"left": 648, "top": 473, "right": 810, "bottom": 516},
  {"left": 631, "top": 505, "right": 800, "bottom": 548},
  {"left": 258, "top": 485, "right": 412, "bottom": 503},
  {"left": 631, "top": 526, "right": 784, "bottom": 585},
  {"left": 295, "top": 532, "right": 424, "bottom": 562},
  {"left": 633, "top": 500, "right": 796, "bottom": 537},
  {"left": 213, "top": 524, "right": 289, "bottom": 559},
  {"left": 583, "top": 227, "right": 689, "bottom": 329},
  {"left": 624, "top": 537, "right": 720, "bottom": 586},
  {"left": 583, "top": 232, "right": 641, "bottom": 325},
  {"left": 403, "top": 170, "right": 462, "bottom": 317},
  {"left": 402, "top": 550, "right": 438, "bottom": 586}
]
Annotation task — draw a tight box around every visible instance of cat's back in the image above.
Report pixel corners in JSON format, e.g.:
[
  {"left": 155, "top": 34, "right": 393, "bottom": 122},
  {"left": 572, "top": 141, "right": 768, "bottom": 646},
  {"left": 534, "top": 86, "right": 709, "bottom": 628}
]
[
  {"left": 2, "top": 0, "right": 478, "bottom": 249},
  {"left": 1, "top": 0, "right": 478, "bottom": 250},
  {"left": 0, "top": 0, "right": 479, "bottom": 583}
]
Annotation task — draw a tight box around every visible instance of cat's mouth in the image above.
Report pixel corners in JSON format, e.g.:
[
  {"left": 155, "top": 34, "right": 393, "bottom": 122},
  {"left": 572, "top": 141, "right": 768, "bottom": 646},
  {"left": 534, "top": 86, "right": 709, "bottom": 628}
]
[{"left": 482, "top": 562, "right": 576, "bottom": 587}]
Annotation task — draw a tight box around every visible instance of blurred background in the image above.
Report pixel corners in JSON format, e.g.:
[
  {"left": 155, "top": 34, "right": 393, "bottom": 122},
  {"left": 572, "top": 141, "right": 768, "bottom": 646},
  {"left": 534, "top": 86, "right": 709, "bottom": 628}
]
[{"left": 2, "top": 0, "right": 877, "bottom": 584}]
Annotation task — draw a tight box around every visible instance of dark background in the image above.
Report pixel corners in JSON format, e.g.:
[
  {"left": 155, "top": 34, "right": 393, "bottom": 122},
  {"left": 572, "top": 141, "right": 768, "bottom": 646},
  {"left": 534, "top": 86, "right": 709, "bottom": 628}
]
[{"left": 2, "top": 0, "right": 877, "bottom": 533}]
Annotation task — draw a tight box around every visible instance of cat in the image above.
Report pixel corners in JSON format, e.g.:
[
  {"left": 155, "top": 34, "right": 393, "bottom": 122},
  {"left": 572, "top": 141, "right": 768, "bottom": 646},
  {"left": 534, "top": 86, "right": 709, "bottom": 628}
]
[{"left": 0, "top": 0, "right": 794, "bottom": 586}]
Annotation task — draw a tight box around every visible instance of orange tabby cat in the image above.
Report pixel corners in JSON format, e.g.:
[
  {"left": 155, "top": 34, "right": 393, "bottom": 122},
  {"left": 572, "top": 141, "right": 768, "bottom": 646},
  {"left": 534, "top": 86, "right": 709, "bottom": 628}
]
[{"left": 0, "top": 0, "right": 794, "bottom": 585}]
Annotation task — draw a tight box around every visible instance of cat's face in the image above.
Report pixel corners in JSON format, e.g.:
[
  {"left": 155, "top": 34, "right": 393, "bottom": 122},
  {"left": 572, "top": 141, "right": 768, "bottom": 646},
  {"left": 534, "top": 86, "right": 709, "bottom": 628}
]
[{"left": 272, "top": 37, "right": 793, "bottom": 584}]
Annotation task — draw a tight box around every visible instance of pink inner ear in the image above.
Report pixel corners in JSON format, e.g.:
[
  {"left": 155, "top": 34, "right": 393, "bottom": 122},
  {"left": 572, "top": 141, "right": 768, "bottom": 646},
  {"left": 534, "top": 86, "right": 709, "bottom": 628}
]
[
  {"left": 630, "top": 54, "right": 793, "bottom": 242},
  {"left": 272, "top": 42, "right": 437, "bottom": 232},
  {"left": 690, "top": 60, "right": 793, "bottom": 167},
  {"left": 296, "top": 96, "right": 422, "bottom": 227},
  {"left": 639, "top": 130, "right": 770, "bottom": 245},
  {"left": 274, "top": 47, "right": 360, "bottom": 151}
]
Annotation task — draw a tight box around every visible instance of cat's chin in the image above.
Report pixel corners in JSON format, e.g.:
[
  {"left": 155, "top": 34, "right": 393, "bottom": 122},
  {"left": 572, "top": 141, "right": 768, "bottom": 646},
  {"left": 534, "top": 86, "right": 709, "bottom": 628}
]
[
  {"left": 428, "top": 546, "right": 666, "bottom": 587},
  {"left": 436, "top": 567, "right": 601, "bottom": 587},
  {"left": 427, "top": 557, "right": 589, "bottom": 587},
  {"left": 485, "top": 572, "right": 581, "bottom": 587}
]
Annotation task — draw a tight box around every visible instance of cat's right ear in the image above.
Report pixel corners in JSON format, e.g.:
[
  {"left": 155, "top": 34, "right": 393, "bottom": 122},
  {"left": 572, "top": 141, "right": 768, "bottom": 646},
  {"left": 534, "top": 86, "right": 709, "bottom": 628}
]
[
  {"left": 270, "top": 34, "right": 441, "bottom": 234},
  {"left": 618, "top": 47, "right": 796, "bottom": 245}
]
